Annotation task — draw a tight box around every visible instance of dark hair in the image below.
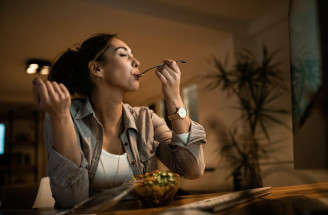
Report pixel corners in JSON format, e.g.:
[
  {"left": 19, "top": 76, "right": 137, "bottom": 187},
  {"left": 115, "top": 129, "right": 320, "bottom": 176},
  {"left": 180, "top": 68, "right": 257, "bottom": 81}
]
[{"left": 48, "top": 33, "right": 117, "bottom": 96}]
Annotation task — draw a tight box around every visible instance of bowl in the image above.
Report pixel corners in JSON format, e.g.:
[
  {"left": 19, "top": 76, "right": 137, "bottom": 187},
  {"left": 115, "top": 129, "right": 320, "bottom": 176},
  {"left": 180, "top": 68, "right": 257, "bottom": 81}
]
[{"left": 132, "top": 170, "right": 180, "bottom": 205}]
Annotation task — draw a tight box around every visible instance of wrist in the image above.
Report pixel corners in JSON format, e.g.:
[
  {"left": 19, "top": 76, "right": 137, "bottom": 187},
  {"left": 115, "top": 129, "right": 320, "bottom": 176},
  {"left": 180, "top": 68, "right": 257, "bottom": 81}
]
[
  {"left": 165, "top": 96, "right": 184, "bottom": 113},
  {"left": 48, "top": 110, "right": 71, "bottom": 123}
]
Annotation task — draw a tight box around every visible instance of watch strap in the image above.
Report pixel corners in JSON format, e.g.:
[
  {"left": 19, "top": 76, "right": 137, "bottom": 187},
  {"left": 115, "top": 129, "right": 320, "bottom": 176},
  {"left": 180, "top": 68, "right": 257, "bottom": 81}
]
[{"left": 168, "top": 113, "right": 180, "bottom": 121}]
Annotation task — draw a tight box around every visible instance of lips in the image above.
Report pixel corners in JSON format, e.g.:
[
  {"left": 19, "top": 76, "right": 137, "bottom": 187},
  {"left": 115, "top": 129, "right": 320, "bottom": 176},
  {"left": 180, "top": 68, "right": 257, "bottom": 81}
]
[
  {"left": 133, "top": 73, "right": 140, "bottom": 80},
  {"left": 132, "top": 70, "right": 140, "bottom": 79}
]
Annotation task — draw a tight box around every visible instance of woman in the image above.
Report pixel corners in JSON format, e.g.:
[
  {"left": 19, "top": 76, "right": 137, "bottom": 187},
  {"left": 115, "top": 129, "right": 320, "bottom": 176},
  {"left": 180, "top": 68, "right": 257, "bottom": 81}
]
[{"left": 33, "top": 33, "right": 206, "bottom": 209}]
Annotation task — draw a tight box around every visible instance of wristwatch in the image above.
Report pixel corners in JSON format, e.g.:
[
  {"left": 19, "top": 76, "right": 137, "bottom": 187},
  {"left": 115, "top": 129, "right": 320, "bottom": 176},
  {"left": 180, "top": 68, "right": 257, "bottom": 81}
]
[{"left": 168, "top": 107, "right": 188, "bottom": 120}]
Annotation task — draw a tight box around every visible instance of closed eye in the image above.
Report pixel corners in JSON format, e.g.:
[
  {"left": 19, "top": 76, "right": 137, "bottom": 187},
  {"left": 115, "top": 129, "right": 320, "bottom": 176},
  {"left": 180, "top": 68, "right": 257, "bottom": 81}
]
[{"left": 119, "top": 53, "right": 128, "bottom": 57}]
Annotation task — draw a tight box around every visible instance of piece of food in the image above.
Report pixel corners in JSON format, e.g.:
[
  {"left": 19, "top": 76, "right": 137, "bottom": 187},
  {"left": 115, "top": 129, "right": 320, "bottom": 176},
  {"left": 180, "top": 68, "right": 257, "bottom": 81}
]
[{"left": 132, "top": 170, "right": 180, "bottom": 205}]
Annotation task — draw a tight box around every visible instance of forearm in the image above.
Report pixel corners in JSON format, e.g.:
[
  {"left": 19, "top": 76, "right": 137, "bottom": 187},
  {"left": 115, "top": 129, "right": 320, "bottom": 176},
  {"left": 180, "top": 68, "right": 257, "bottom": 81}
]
[
  {"left": 49, "top": 111, "right": 81, "bottom": 166},
  {"left": 152, "top": 107, "right": 207, "bottom": 178},
  {"left": 155, "top": 120, "right": 206, "bottom": 179},
  {"left": 165, "top": 96, "right": 191, "bottom": 134}
]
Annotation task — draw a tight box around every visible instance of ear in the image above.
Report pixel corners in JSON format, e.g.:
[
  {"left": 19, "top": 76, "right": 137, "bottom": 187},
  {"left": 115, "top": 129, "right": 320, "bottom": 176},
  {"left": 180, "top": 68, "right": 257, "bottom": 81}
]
[{"left": 88, "top": 61, "right": 103, "bottom": 78}]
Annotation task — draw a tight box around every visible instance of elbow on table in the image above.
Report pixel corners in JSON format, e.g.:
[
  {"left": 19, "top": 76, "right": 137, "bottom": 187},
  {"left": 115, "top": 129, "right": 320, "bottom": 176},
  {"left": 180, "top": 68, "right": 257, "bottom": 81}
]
[
  {"left": 183, "top": 161, "right": 205, "bottom": 180},
  {"left": 53, "top": 189, "right": 88, "bottom": 209},
  {"left": 50, "top": 178, "right": 89, "bottom": 209}
]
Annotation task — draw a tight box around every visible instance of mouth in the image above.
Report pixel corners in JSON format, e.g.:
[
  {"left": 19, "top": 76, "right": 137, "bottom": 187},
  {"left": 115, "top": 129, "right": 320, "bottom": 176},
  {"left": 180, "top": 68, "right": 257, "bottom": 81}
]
[{"left": 132, "top": 73, "right": 140, "bottom": 80}]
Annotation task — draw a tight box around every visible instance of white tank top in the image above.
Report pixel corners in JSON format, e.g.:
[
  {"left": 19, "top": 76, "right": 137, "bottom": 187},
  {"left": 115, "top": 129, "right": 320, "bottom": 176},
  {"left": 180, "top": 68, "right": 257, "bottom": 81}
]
[
  {"left": 92, "top": 149, "right": 134, "bottom": 193},
  {"left": 92, "top": 132, "right": 190, "bottom": 193}
]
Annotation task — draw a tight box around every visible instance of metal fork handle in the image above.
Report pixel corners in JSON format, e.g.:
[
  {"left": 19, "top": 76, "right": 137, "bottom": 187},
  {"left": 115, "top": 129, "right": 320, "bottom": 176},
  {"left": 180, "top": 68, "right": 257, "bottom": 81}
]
[{"left": 138, "top": 60, "right": 187, "bottom": 77}]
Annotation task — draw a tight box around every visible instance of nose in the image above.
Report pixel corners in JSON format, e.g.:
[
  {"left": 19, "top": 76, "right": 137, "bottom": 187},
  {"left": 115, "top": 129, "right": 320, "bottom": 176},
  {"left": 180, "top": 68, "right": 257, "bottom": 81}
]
[{"left": 132, "top": 57, "right": 140, "bottom": 68}]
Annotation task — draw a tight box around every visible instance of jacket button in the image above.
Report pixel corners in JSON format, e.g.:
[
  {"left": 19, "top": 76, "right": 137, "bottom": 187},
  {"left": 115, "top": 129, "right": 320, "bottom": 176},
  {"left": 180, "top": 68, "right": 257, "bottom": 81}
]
[
  {"left": 124, "top": 142, "right": 128, "bottom": 146},
  {"left": 131, "top": 161, "right": 135, "bottom": 165}
]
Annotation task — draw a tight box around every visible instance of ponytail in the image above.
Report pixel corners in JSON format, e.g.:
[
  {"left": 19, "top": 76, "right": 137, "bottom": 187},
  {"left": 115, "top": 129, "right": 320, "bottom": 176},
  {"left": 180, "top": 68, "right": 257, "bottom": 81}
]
[
  {"left": 48, "top": 49, "right": 79, "bottom": 95},
  {"left": 48, "top": 33, "right": 117, "bottom": 97}
]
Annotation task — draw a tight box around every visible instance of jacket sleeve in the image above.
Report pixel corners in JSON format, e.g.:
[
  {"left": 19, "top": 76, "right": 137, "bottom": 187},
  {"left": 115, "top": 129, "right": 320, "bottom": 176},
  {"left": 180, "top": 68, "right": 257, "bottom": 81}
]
[
  {"left": 152, "top": 111, "right": 207, "bottom": 179},
  {"left": 44, "top": 113, "right": 89, "bottom": 209}
]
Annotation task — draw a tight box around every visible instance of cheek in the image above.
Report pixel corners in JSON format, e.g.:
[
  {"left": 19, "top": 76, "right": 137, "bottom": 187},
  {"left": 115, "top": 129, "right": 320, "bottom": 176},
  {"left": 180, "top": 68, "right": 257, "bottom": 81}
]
[
  {"left": 103, "top": 63, "right": 127, "bottom": 80},
  {"left": 111, "top": 62, "right": 131, "bottom": 77}
]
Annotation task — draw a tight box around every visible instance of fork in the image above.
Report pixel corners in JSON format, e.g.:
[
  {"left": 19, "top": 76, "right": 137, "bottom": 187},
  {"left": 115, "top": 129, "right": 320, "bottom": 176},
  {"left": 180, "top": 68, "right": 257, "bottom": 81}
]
[{"left": 137, "top": 60, "right": 187, "bottom": 77}]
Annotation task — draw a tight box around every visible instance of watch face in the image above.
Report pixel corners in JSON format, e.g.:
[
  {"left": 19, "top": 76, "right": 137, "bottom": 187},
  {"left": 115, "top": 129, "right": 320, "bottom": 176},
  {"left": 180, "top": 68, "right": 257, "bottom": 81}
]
[{"left": 178, "top": 107, "right": 187, "bottom": 118}]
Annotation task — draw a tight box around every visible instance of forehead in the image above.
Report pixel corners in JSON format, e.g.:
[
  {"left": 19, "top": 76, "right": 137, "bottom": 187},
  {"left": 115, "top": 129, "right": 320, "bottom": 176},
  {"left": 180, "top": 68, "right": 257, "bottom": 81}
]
[{"left": 109, "top": 38, "right": 131, "bottom": 51}]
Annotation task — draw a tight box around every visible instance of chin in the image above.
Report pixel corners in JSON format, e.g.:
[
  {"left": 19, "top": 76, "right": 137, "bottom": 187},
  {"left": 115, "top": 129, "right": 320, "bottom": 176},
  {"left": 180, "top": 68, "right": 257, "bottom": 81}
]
[
  {"left": 133, "top": 83, "right": 139, "bottom": 91},
  {"left": 127, "top": 85, "right": 139, "bottom": 92}
]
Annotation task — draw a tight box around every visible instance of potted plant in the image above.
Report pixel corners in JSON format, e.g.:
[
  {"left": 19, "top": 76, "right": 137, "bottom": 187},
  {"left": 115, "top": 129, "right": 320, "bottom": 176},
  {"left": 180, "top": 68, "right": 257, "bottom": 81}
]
[{"left": 204, "top": 46, "right": 290, "bottom": 190}]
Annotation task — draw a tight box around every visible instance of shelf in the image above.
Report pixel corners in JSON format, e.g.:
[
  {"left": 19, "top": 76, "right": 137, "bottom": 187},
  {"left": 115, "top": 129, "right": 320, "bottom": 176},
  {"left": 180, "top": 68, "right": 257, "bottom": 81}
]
[
  {"left": 0, "top": 112, "right": 39, "bottom": 121},
  {"left": 0, "top": 165, "right": 36, "bottom": 171},
  {"left": 11, "top": 165, "right": 37, "bottom": 171},
  {"left": 8, "top": 140, "right": 37, "bottom": 146},
  {"left": 0, "top": 106, "right": 40, "bottom": 185}
]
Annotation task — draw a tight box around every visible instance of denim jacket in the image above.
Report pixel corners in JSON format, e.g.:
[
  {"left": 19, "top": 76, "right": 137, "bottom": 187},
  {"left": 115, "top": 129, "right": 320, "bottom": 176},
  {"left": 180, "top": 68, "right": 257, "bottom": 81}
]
[{"left": 44, "top": 97, "right": 207, "bottom": 209}]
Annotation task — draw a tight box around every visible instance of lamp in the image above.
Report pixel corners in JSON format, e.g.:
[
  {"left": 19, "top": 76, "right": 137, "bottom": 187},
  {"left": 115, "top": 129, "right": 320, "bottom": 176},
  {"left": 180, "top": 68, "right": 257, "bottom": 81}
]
[{"left": 26, "top": 59, "right": 51, "bottom": 75}]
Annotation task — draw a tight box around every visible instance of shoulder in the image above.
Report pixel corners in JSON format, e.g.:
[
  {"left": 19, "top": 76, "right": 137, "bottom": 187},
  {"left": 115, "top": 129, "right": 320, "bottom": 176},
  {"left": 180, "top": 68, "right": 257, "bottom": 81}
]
[{"left": 122, "top": 103, "right": 165, "bottom": 129}]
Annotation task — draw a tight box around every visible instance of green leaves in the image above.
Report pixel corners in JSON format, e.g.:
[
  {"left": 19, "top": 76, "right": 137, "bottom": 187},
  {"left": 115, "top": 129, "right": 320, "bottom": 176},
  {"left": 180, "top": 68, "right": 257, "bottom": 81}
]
[
  {"left": 207, "top": 46, "right": 289, "bottom": 138},
  {"left": 205, "top": 46, "right": 290, "bottom": 188}
]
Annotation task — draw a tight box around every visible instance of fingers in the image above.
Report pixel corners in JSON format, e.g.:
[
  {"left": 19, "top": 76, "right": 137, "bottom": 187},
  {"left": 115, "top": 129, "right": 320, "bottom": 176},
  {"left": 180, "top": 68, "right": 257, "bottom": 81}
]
[
  {"left": 155, "top": 59, "right": 183, "bottom": 101},
  {"left": 32, "top": 78, "right": 70, "bottom": 106},
  {"left": 163, "top": 59, "right": 181, "bottom": 75},
  {"left": 59, "top": 83, "right": 70, "bottom": 98},
  {"left": 157, "top": 64, "right": 180, "bottom": 84},
  {"left": 32, "top": 78, "right": 71, "bottom": 117},
  {"left": 158, "top": 65, "right": 172, "bottom": 81},
  {"left": 156, "top": 70, "right": 168, "bottom": 84},
  {"left": 33, "top": 78, "right": 49, "bottom": 104},
  {"left": 45, "top": 81, "right": 70, "bottom": 100},
  {"left": 51, "top": 82, "right": 65, "bottom": 100}
]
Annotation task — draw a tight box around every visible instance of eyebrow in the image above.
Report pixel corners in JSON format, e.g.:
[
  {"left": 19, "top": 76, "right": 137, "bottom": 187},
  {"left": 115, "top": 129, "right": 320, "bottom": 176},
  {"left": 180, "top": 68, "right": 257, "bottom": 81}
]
[{"left": 114, "top": 46, "right": 134, "bottom": 54}]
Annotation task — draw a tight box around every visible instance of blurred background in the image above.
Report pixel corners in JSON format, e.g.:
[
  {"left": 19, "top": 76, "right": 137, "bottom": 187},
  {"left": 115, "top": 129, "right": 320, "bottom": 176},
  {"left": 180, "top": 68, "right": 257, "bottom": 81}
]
[{"left": 0, "top": 0, "right": 327, "bottom": 209}]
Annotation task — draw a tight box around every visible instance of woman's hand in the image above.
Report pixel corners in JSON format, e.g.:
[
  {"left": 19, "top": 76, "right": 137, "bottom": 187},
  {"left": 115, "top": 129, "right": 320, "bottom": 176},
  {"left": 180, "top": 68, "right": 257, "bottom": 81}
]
[
  {"left": 156, "top": 59, "right": 182, "bottom": 102},
  {"left": 156, "top": 59, "right": 190, "bottom": 134},
  {"left": 33, "top": 78, "right": 81, "bottom": 165},
  {"left": 33, "top": 77, "right": 71, "bottom": 119}
]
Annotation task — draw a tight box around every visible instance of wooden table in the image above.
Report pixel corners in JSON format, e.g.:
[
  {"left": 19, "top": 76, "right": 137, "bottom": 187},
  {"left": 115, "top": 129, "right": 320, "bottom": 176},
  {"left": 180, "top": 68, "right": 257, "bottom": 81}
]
[
  {"left": 1, "top": 182, "right": 328, "bottom": 215},
  {"left": 99, "top": 182, "right": 328, "bottom": 215}
]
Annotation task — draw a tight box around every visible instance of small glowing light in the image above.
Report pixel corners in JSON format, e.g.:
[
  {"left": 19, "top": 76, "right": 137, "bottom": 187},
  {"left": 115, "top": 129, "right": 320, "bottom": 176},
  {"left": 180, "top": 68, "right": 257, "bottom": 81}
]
[
  {"left": 40, "top": 66, "right": 50, "bottom": 75},
  {"left": 26, "top": 60, "right": 51, "bottom": 75},
  {"left": 26, "top": 67, "right": 37, "bottom": 74},
  {"left": 26, "top": 64, "right": 39, "bottom": 74},
  {"left": 29, "top": 64, "right": 39, "bottom": 69}
]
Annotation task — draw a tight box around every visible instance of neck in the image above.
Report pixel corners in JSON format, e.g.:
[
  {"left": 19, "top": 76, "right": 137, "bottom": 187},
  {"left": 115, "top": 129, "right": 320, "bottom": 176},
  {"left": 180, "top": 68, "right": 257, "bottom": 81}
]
[{"left": 91, "top": 87, "right": 124, "bottom": 129}]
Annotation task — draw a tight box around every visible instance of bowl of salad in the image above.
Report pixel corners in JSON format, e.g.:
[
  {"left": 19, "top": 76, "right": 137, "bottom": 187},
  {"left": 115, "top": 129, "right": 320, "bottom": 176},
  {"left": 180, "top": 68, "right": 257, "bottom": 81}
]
[{"left": 132, "top": 170, "right": 180, "bottom": 205}]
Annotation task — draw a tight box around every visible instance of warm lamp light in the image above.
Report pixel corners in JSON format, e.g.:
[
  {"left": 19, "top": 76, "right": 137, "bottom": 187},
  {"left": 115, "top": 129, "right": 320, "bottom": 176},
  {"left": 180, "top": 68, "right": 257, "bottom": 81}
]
[
  {"left": 26, "top": 59, "right": 51, "bottom": 75},
  {"left": 40, "top": 65, "right": 50, "bottom": 75}
]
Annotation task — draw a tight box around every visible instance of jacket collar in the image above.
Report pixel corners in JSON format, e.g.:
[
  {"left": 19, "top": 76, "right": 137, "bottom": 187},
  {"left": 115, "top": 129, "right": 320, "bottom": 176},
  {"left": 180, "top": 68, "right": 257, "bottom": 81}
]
[
  {"left": 73, "top": 97, "right": 138, "bottom": 132},
  {"left": 122, "top": 103, "right": 138, "bottom": 133},
  {"left": 73, "top": 97, "right": 94, "bottom": 120}
]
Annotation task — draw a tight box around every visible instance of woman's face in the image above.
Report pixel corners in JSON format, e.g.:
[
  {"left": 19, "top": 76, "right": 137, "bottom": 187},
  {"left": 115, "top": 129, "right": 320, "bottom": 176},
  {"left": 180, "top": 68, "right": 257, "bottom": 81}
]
[{"left": 98, "top": 38, "right": 140, "bottom": 93}]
